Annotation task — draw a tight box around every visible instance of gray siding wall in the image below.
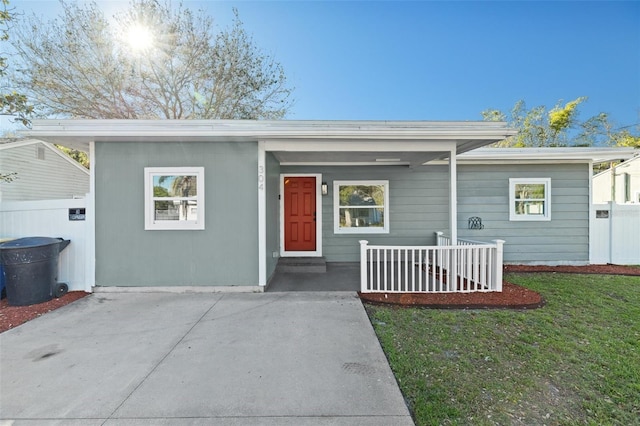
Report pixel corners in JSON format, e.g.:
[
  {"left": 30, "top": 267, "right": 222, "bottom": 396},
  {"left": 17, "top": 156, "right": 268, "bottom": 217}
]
[
  {"left": 281, "top": 165, "right": 450, "bottom": 262},
  {"left": 282, "top": 163, "right": 590, "bottom": 264},
  {"left": 457, "top": 163, "right": 590, "bottom": 264},
  {"left": 0, "top": 142, "right": 89, "bottom": 201},
  {"left": 265, "top": 152, "right": 280, "bottom": 280},
  {"left": 95, "top": 141, "right": 259, "bottom": 286}
]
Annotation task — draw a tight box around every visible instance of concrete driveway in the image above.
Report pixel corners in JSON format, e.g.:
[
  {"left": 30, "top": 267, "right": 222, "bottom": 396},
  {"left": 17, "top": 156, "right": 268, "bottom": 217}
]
[{"left": 0, "top": 292, "right": 413, "bottom": 425}]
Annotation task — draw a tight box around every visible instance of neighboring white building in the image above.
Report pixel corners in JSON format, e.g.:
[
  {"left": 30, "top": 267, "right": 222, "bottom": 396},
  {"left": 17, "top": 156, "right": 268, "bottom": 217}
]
[
  {"left": 0, "top": 139, "right": 90, "bottom": 201},
  {"left": 593, "top": 155, "right": 640, "bottom": 204}
]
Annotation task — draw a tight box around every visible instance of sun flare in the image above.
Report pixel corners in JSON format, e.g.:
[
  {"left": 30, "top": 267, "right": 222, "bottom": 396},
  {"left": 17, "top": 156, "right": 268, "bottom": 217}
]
[{"left": 126, "top": 24, "right": 153, "bottom": 51}]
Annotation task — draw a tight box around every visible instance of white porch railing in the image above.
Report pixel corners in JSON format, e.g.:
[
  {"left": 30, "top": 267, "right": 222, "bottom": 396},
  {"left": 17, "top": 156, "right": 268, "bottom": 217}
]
[{"left": 359, "top": 233, "right": 504, "bottom": 293}]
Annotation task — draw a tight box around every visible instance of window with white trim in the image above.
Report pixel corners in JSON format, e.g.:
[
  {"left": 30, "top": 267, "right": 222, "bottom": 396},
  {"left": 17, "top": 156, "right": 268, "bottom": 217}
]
[
  {"left": 144, "top": 167, "right": 205, "bottom": 230},
  {"left": 334, "top": 180, "right": 389, "bottom": 233},
  {"left": 509, "top": 178, "right": 551, "bottom": 221}
]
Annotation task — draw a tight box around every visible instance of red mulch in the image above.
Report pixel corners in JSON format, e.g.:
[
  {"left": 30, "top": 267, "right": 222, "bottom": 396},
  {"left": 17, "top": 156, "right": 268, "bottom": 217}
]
[
  {"left": 0, "top": 291, "right": 88, "bottom": 333},
  {"left": 1, "top": 265, "right": 638, "bottom": 332},
  {"left": 359, "top": 264, "right": 640, "bottom": 309},
  {"left": 359, "top": 282, "right": 544, "bottom": 310}
]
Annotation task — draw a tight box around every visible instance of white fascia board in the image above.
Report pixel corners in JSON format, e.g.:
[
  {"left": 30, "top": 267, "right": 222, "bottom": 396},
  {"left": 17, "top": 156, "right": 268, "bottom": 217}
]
[
  {"left": 28, "top": 118, "right": 515, "bottom": 132},
  {"left": 263, "top": 139, "right": 457, "bottom": 152},
  {"left": 25, "top": 119, "right": 516, "bottom": 142},
  {"left": 446, "top": 147, "right": 638, "bottom": 163}
]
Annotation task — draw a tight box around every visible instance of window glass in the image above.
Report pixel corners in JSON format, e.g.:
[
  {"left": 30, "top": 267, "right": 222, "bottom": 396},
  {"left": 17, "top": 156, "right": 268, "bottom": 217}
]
[
  {"left": 152, "top": 175, "right": 198, "bottom": 222},
  {"left": 514, "top": 183, "right": 546, "bottom": 216},
  {"left": 334, "top": 181, "right": 389, "bottom": 233},
  {"left": 145, "top": 168, "right": 204, "bottom": 230},
  {"left": 509, "top": 178, "right": 551, "bottom": 221}
]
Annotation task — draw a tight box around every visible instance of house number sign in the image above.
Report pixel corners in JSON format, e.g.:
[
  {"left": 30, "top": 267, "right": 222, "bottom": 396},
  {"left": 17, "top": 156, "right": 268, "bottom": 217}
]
[
  {"left": 258, "top": 165, "right": 265, "bottom": 191},
  {"left": 69, "top": 208, "right": 86, "bottom": 221}
]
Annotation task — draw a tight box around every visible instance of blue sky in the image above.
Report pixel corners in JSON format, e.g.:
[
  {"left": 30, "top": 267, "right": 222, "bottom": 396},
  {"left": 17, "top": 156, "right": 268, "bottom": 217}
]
[{"left": 10, "top": 0, "right": 640, "bottom": 129}]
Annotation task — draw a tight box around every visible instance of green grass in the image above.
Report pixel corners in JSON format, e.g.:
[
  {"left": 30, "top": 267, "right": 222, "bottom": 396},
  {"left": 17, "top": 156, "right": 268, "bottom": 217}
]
[{"left": 365, "top": 273, "right": 640, "bottom": 425}]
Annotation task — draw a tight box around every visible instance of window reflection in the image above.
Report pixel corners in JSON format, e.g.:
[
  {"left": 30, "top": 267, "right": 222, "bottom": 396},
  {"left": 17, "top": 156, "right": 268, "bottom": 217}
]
[{"left": 153, "top": 175, "right": 198, "bottom": 221}]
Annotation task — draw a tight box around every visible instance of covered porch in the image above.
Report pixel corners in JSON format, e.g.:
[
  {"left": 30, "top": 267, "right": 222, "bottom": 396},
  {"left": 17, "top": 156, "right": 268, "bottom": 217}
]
[{"left": 260, "top": 121, "right": 516, "bottom": 292}]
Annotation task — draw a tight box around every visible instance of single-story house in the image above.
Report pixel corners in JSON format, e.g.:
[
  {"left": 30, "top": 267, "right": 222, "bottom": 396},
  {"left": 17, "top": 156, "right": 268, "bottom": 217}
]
[
  {"left": 593, "top": 154, "right": 640, "bottom": 204},
  {"left": 25, "top": 120, "right": 636, "bottom": 293},
  {"left": 0, "top": 139, "right": 89, "bottom": 201}
]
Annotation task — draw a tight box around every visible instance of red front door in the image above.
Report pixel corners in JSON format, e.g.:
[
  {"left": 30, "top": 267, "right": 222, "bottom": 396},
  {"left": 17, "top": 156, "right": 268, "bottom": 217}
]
[{"left": 284, "top": 177, "right": 316, "bottom": 251}]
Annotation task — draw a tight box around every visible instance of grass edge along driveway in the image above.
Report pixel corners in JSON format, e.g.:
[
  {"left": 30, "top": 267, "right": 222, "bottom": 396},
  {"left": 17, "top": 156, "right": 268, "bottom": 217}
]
[{"left": 365, "top": 273, "right": 640, "bottom": 426}]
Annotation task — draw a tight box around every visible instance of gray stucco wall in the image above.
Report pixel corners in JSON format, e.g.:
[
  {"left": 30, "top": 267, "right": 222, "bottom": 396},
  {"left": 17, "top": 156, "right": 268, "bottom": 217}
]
[
  {"left": 95, "top": 141, "right": 259, "bottom": 286},
  {"left": 457, "top": 163, "right": 591, "bottom": 264},
  {"left": 281, "top": 165, "right": 450, "bottom": 262}
]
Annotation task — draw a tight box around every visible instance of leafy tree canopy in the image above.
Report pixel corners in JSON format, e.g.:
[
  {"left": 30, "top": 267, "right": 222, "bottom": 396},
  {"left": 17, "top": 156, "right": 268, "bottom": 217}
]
[
  {"left": 482, "top": 98, "right": 639, "bottom": 148},
  {"left": 10, "top": 0, "right": 293, "bottom": 120},
  {"left": 1, "top": 0, "right": 32, "bottom": 182},
  {"left": 1, "top": 0, "right": 32, "bottom": 127}
]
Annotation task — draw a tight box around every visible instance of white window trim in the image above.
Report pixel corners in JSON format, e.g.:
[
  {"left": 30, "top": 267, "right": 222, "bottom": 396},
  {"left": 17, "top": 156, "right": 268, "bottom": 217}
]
[
  {"left": 144, "top": 167, "right": 205, "bottom": 230},
  {"left": 334, "top": 180, "right": 389, "bottom": 234},
  {"left": 509, "top": 178, "right": 551, "bottom": 221}
]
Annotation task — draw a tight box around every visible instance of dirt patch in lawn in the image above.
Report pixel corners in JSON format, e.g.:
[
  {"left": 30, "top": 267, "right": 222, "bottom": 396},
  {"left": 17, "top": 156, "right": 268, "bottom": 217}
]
[
  {"left": 359, "top": 264, "right": 640, "bottom": 309},
  {"left": 0, "top": 292, "right": 88, "bottom": 333}
]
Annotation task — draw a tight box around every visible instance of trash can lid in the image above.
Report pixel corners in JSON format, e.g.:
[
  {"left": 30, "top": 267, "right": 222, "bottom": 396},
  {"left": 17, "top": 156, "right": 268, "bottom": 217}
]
[{"left": 0, "top": 237, "right": 66, "bottom": 249}]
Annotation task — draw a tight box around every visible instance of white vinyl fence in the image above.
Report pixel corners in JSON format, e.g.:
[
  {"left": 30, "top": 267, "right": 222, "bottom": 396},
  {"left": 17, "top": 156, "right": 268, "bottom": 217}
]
[
  {"left": 591, "top": 202, "right": 640, "bottom": 265},
  {"left": 0, "top": 198, "right": 94, "bottom": 292}
]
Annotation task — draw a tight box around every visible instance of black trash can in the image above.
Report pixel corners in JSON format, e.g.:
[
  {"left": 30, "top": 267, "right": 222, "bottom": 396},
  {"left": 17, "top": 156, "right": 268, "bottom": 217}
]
[{"left": 0, "top": 237, "right": 71, "bottom": 306}]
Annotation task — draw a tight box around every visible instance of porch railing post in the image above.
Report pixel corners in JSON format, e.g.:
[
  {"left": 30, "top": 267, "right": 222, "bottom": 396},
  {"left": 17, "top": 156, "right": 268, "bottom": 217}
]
[
  {"left": 359, "top": 240, "right": 369, "bottom": 292},
  {"left": 435, "top": 231, "right": 444, "bottom": 246},
  {"left": 492, "top": 239, "right": 505, "bottom": 291}
]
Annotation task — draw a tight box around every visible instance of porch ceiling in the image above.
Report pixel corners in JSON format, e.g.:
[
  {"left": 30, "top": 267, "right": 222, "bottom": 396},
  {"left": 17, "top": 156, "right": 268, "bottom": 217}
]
[
  {"left": 272, "top": 150, "right": 447, "bottom": 166},
  {"left": 271, "top": 138, "right": 497, "bottom": 167}
]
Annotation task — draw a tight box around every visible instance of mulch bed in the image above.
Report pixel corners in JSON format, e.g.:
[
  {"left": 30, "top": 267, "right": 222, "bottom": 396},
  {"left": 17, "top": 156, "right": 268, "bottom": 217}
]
[
  {"left": 0, "top": 291, "right": 88, "bottom": 333},
  {"left": 359, "top": 282, "right": 545, "bottom": 310},
  {"left": 359, "top": 264, "right": 640, "bottom": 309}
]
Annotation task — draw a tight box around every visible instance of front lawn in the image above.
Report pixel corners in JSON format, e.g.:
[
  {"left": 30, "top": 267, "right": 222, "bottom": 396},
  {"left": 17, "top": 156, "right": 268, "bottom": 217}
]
[{"left": 366, "top": 273, "right": 640, "bottom": 425}]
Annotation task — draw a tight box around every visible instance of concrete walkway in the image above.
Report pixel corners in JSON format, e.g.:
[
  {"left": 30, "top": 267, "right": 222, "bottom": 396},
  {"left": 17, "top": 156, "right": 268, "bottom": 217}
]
[{"left": 0, "top": 292, "right": 413, "bottom": 425}]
